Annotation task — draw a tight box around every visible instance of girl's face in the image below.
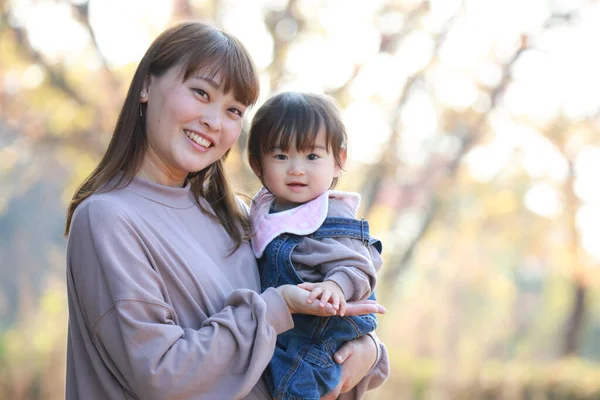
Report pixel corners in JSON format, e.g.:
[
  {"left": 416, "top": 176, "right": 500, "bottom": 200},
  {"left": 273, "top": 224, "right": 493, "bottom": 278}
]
[
  {"left": 256, "top": 127, "right": 345, "bottom": 209},
  {"left": 139, "top": 64, "right": 247, "bottom": 187}
]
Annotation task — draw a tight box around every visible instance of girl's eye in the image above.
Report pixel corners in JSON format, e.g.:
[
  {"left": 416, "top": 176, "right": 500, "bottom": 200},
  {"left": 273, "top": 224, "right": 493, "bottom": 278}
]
[
  {"left": 194, "top": 88, "right": 209, "bottom": 98},
  {"left": 274, "top": 154, "right": 287, "bottom": 160},
  {"left": 307, "top": 154, "right": 319, "bottom": 160},
  {"left": 229, "top": 108, "right": 244, "bottom": 117}
]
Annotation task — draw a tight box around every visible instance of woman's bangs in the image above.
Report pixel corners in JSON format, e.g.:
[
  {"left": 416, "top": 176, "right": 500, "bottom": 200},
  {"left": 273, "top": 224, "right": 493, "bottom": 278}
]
[{"left": 182, "top": 45, "right": 259, "bottom": 107}]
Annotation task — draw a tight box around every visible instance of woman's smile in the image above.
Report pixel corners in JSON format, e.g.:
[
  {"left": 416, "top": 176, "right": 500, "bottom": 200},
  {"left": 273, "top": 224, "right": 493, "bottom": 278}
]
[{"left": 184, "top": 129, "right": 213, "bottom": 149}]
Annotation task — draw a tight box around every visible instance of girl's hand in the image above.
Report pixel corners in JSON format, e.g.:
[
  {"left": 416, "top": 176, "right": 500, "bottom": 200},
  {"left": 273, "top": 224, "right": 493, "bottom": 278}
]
[
  {"left": 276, "top": 285, "right": 386, "bottom": 317},
  {"left": 297, "top": 281, "right": 347, "bottom": 316},
  {"left": 276, "top": 284, "right": 337, "bottom": 316},
  {"left": 320, "top": 334, "right": 377, "bottom": 399}
]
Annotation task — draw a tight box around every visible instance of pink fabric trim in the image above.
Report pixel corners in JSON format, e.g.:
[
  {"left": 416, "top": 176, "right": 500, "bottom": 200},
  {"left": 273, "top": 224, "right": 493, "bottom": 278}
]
[{"left": 249, "top": 187, "right": 360, "bottom": 258}]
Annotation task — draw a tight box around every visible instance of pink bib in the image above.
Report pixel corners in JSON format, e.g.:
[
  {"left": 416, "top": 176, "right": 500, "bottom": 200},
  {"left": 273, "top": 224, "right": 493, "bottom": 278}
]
[{"left": 250, "top": 187, "right": 360, "bottom": 258}]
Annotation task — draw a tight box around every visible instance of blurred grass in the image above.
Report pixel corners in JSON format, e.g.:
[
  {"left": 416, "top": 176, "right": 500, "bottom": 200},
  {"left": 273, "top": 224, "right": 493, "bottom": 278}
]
[{"left": 374, "top": 351, "right": 600, "bottom": 399}]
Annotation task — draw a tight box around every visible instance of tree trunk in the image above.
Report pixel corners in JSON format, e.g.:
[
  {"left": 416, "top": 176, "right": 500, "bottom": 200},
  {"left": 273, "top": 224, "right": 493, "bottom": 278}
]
[
  {"left": 563, "top": 283, "right": 587, "bottom": 356},
  {"left": 561, "top": 160, "right": 587, "bottom": 356}
]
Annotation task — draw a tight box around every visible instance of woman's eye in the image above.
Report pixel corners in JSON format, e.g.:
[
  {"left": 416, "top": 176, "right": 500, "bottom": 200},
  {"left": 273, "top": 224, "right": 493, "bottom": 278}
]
[
  {"left": 307, "top": 154, "right": 319, "bottom": 160},
  {"left": 194, "top": 88, "right": 208, "bottom": 98}
]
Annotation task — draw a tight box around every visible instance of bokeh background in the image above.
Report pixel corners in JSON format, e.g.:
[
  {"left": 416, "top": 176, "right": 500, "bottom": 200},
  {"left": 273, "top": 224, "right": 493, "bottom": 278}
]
[{"left": 1, "top": 0, "right": 600, "bottom": 399}]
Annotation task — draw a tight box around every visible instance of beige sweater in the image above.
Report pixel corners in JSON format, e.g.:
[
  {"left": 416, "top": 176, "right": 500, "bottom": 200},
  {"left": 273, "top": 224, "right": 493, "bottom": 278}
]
[{"left": 65, "top": 175, "right": 388, "bottom": 399}]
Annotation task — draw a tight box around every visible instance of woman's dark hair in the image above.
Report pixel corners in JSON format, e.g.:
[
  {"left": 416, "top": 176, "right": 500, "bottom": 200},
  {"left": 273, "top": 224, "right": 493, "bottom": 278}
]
[
  {"left": 247, "top": 92, "right": 347, "bottom": 188},
  {"left": 65, "top": 21, "right": 259, "bottom": 251}
]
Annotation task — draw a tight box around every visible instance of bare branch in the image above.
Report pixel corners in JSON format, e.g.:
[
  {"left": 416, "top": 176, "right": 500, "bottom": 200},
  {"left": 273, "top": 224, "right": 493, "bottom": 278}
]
[
  {"left": 263, "top": 0, "right": 303, "bottom": 92},
  {"left": 70, "top": 0, "right": 120, "bottom": 94},
  {"left": 328, "top": 1, "right": 431, "bottom": 100},
  {"left": 380, "top": 36, "right": 528, "bottom": 288},
  {"left": 362, "top": 1, "right": 462, "bottom": 214},
  {"left": 0, "top": 5, "right": 88, "bottom": 106},
  {"left": 378, "top": 8, "right": 583, "bottom": 290}
]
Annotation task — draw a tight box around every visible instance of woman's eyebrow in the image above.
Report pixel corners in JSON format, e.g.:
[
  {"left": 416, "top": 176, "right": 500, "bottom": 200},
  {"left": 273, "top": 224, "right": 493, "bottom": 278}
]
[{"left": 192, "top": 76, "right": 221, "bottom": 89}]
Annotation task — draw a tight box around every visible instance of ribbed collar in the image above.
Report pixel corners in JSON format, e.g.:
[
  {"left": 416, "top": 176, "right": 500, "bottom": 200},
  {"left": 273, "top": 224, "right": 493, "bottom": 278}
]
[{"left": 115, "top": 173, "right": 196, "bottom": 209}]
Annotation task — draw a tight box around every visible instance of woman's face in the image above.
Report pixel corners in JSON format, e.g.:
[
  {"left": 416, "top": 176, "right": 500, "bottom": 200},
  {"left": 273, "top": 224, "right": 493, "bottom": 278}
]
[{"left": 139, "top": 64, "right": 247, "bottom": 186}]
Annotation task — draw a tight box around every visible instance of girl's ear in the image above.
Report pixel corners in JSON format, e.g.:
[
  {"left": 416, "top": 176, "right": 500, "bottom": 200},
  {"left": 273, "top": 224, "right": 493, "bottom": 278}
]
[
  {"left": 334, "top": 148, "right": 347, "bottom": 177},
  {"left": 250, "top": 159, "right": 262, "bottom": 178}
]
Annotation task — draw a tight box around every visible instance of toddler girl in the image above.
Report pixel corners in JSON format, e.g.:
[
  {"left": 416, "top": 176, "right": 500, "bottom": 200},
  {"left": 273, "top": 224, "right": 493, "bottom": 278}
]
[{"left": 247, "top": 92, "right": 384, "bottom": 400}]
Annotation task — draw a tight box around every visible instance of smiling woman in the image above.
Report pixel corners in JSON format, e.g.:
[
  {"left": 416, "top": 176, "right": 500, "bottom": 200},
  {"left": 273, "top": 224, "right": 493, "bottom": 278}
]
[
  {"left": 62, "top": 21, "right": 389, "bottom": 400},
  {"left": 65, "top": 21, "right": 259, "bottom": 248},
  {"left": 137, "top": 66, "right": 247, "bottom": 187}
]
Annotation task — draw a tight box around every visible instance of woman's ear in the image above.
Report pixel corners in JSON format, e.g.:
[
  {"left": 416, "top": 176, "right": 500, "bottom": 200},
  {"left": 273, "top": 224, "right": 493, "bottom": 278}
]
[
  {"left": 140, "top": 75, "right": 151, "bottom": 103},
  {"left": 334, "top": 148, "right": 347, "bottom": 177}
]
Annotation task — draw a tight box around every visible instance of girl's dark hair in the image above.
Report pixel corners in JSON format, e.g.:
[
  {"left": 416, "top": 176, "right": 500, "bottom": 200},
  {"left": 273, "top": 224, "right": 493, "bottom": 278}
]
[
  {"left": 65, "top": 21, "right": 259, "bottom": 251},
  {"left": 247, "top": 92, "right": 347, "bottom": 188}
]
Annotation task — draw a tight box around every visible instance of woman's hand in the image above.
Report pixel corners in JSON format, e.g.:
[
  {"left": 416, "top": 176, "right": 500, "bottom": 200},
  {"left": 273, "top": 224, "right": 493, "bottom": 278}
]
[
  {"left": 320, "top": 334, "right": 377, "bottom": 399},
  {"left": 343, "top": 299, "right": 386, "bottom": 317}
]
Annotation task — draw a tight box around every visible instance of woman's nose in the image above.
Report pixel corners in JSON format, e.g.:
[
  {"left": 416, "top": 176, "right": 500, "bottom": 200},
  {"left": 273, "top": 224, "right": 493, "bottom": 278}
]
[{"left": 199, "top": 106, "right": 221, "bottom": 132}]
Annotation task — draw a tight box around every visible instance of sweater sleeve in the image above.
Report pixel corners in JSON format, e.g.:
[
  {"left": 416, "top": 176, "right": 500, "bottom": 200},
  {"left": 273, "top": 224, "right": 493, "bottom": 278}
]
[
  {"left": 320, "top": 197, "right": 382, "bottom": 301},
  {"left": 338, "top": 333, "right": 390, "bottom": 400},
  {"left": 68, "top": 200, "right": 292, "bottom": 400},
  {"left": 317, "top": 237, "right": 381, "bottom": 301}
]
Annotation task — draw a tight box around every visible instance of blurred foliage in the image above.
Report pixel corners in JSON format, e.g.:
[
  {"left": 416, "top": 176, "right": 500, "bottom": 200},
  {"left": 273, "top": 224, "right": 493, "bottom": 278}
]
[{"left": 1, "top": 0, "right": 600, "bottom": 399}]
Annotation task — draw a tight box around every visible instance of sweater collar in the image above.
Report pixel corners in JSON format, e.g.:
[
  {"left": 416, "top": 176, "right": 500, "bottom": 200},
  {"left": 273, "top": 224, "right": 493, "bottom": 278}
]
[{"left": 112, "top": 173, "right": 196, "bottom": 209}]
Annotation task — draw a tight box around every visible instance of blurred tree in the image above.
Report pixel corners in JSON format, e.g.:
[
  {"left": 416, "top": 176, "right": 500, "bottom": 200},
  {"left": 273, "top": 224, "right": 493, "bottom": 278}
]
[{"left": 1, "top": 0, "right": 600, "bottom": 398}]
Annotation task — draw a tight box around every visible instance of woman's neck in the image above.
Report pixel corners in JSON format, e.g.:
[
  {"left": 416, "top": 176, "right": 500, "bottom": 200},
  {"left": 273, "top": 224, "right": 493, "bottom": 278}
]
[{"left": 138, "top": 153, "right": 187, "bottom": 187}]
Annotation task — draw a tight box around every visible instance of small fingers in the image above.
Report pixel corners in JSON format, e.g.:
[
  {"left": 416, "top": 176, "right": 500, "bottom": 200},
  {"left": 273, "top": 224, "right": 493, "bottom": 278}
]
[
  {"left": 339, "top": 298, "right": 347, "bottom": 317},
  {"left": 315, "top": 301, "right": 336, "bottom": 316},
  {"left": 307, "top": 287, "right": 324, "bottom": 304},
  {"left": 331, "top": 294, "right": 340, "bottom": 311},
  {"left": 319, "top": 290, "right": 332, "bottom": 308}
]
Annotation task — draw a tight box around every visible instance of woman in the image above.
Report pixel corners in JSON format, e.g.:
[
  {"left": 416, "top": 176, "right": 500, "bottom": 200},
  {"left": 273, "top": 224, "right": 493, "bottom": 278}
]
[{"left": 64, "top": 21, "right": 389, "bottom": 399}]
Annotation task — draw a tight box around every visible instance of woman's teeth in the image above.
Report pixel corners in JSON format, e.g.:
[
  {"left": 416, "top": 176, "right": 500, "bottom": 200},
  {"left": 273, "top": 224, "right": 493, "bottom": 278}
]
[{"left": 184, "top": 129, "right": 211, "bottom": 148}]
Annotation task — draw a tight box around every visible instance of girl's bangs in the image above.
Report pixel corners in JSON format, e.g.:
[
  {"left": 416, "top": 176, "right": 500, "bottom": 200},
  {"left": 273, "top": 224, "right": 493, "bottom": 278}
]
[{"left": 263, "top": 112, "right": 332, "bottom": 154}]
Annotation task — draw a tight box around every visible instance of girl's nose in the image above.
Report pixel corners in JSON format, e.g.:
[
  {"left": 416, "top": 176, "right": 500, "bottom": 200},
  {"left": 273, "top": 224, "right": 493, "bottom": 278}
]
[{"left": 288, "top": 160, "right": 304, "bottom": 176}]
